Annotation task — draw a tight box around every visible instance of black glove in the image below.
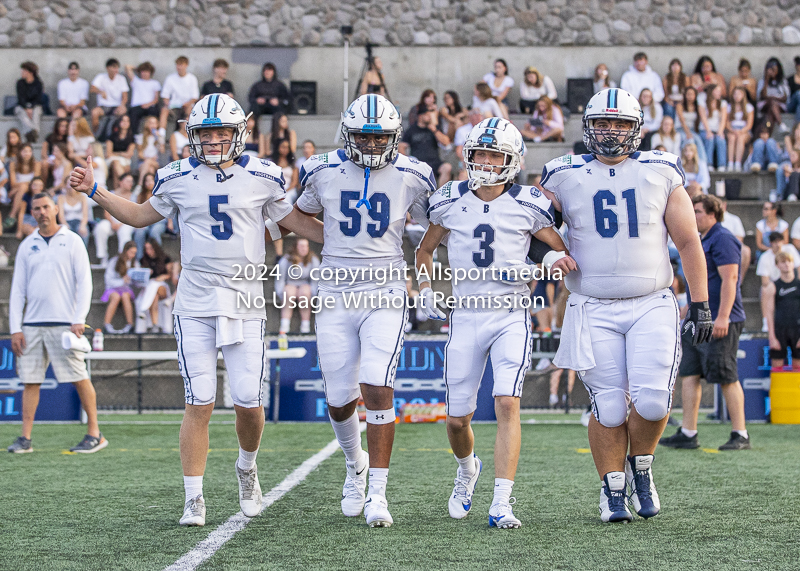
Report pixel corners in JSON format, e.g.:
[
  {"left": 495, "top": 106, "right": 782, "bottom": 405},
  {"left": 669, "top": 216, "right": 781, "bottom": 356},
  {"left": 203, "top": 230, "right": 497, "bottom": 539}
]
[{"left": 682, "top": 301, "right": 713, "bottom": 345}]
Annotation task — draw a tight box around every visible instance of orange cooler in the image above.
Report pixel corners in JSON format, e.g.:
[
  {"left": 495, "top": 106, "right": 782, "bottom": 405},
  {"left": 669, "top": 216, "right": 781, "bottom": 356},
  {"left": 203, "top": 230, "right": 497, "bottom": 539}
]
[{"left": 769, "top": 371, "right": 800, "bottom": 424}]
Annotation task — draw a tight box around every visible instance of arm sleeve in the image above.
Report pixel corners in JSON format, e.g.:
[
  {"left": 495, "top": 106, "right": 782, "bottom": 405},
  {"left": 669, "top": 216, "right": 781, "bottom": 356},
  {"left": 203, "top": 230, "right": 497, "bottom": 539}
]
[
  {"left": 71, "top": 239, "right": 93, "bottom": 325},
  {"left": 8, "top": 246, "right": 27, "bottom": 334}
]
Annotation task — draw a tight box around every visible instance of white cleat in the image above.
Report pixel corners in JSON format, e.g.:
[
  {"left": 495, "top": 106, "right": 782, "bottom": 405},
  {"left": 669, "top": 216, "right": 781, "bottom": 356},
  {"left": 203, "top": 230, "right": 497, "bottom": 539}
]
[
  {"left": 236, "top": 461, "right": 263, "bottom": 518},
  {"left": 341, "top": 450, "right": 369, "bottom": 517},
  {"left": 448, "top": 454, "right": 482, "bottom": 519},
  {"left": 179, "top": 495, "right": 206, "bottom": 527},
  {"left": 488, "top": 499, "right": 521, "bottom": 529},
  {"left": 364, "top": 494, "right": 393, "bottom": 527}
]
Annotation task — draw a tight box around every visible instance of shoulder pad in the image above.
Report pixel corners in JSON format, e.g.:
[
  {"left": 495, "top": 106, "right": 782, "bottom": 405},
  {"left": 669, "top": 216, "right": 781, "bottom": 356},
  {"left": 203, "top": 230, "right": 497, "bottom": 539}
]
[
  {"left": 427, "top": 181, "right": 468, "bottom": 215},
  {"left": 508, "top": 184, "right": 555, "bottom": 224},
  {"left": 394, "top": 154, "right": 436, "bottom": 193},
  {"left": 299, "top": 150, "right": 345, "bottom": 187},
  {"left": 152, "top": 157, "right": 199, "bottom": 195},
  {"left": 540, "top": 154, "right": 594, "bottom": 188},
  {"left": 631, "top": 151, "right": 686, "bottom": 186}
]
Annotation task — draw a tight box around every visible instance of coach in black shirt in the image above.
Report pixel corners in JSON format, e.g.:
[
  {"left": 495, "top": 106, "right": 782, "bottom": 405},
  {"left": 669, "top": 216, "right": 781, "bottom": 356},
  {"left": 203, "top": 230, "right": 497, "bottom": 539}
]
[
  {"left": 399, "top": 110, "right": 452, "bottom": 186},
  {"left": 767, "top": 250, "right": 800, "bottom": 368}
]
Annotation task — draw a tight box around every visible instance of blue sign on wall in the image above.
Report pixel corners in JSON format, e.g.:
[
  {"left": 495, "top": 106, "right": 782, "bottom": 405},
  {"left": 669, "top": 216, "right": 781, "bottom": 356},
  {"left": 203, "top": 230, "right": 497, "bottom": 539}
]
[{"left": 0, "top": 339, "right": 81, "bottom": 422}]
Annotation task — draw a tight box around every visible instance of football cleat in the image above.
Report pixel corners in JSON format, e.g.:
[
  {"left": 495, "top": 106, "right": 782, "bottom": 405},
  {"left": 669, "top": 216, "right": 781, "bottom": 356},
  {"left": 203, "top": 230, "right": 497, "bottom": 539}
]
[
  {"left": 659, "top": 427, "right": 699, "bottom": 449},
  {"left": 236, "top": 460, "right": 263, "bottom": 517},
  {"left": 599, "top": 472, "right": 633, "bottom": 523},
  {"left": 488, "top": 498, "right": 521, "bottom": 529},
  {"left": 718, "top": 432, "right": 751, "bottom": 450},
  {"left": 179, "top": 494, "right": 206, "bottom": 527},
  {"left": 364, "top": 494, "right": 393, "bottom": 528},
  {"left": 341, "top": 449, "right": 369, "bottom": 517},
  {"left": 448, "top": 454, "right": 482, "bottom": 519},
  {"left": 626, "top": 455, "right": 660, "bottom": 519}
]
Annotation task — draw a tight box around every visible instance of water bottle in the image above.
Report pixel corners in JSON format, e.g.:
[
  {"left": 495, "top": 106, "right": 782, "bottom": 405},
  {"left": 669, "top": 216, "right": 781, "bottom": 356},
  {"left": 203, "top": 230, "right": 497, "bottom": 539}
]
[
  {"left": 92, "top": 329, "right": 104, "bottom": 352},
  {"left": 277, "top": 332, "right": 288, "bottom": 351}
]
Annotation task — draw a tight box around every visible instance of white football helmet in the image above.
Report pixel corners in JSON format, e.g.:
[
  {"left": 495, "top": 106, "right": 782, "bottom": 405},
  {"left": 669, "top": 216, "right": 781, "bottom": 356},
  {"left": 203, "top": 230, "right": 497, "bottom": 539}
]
[
  {"left": 583, "top": 88, "right": 643, "bottom": 157},
  {"left": 341, "top": 94, "right": 402, "bottom": 170},
  {"left": 463, "top": 117, "right": 525, "bottom": 189},
  {"left": 186, "top": 94, "right": 250, "bottom": 165}
]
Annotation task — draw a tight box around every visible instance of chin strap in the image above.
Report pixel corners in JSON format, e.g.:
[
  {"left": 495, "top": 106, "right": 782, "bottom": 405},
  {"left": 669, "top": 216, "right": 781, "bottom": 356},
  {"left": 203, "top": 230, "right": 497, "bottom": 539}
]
[
  {"left": 356, "top": 167, "right": 372, "bottom": 210},
  {"left": 214, "top": 162, "right": 233, "bottom": 181},
  {"left": 467, "top": 177, "right": 481, "bottom": 191}
]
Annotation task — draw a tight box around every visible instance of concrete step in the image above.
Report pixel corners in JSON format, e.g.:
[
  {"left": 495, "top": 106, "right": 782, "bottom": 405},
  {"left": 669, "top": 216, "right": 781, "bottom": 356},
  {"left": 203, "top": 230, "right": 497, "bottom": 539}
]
[
  {"left": 725, "top": 200, "right": 800, "bottom": 236},
  {"left": 711, "top": 171, "right": 777, "bottom": 201}
]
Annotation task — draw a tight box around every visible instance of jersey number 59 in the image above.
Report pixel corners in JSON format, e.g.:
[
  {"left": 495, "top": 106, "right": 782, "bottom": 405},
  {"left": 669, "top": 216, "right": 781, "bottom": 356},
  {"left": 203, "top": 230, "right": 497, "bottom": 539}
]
[{"left": 339, "top": 191, "right": 390, "bottom": 238}]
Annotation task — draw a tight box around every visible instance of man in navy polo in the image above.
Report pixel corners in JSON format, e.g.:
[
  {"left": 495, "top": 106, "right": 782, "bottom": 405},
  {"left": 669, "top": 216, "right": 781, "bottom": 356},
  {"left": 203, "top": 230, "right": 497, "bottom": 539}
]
[{"left": 661, "top": 194, "right": 751, "bottom": 451}]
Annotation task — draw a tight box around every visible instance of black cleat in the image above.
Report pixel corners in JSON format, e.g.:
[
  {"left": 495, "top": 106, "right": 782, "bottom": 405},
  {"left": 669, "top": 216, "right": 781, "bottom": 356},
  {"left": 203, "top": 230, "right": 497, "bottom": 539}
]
[
  {"left": 658, "top": 427, "right": 699, "bottom": 449},
  {"left": 718, "top": 432, "right": 751, "bottom": 450}
]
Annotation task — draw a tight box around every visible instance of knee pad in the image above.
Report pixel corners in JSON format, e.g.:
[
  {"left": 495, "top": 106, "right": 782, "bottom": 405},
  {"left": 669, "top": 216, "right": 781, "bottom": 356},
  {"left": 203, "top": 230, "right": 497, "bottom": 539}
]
[
  {"left": 592, "top": 389, "right": 630, "bottom": 428},
  {"left": 633, "top": 387, "right": 671, "bottom": 422},
  {"left": 183, "top": 370, "right": 216, "bottom": 406}
]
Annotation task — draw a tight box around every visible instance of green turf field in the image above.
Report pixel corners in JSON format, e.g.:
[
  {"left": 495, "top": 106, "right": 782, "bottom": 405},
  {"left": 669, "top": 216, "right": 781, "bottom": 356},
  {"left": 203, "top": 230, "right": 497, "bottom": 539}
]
[{"left": 2, "top": 415, "right": 799, "bottom": 571}]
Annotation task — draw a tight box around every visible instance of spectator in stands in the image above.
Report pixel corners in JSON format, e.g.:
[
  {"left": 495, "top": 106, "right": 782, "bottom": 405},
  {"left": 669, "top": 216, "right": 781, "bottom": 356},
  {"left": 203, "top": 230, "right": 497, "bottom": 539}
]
[
  {"left": 67, "top": 117, "right": 95, "bottom": 169},
  {"left": 1, "top": 128, "right": 22, "bottom": 168},
  {"left": 592, "top": 63, "right": 616, "bottom": 94},
  {"left": 359, "top": 56, "right": 387, "bottom": 97},
  {"left": 135, "top": 115, "right": 163, "bottom": 187},
  {"left": 240, "top": 115, "right": 261, "bottom": 157},
  {"left": 639, "top": 88, "right": 663, "bottom": 151},
  {"left": 520, "top": 96, "right": 564, "bottom": 142},
  {"left": 699, "top": 84, "right": 728, "bottom": 171},
  {"left": 400, "top": 109, "right": 452, "bottom": 186},
  {"left": 125, "top": 62, "right": 161, "bottom": 134},
  {"left": 675, "top": 86, "right": 708, "bottom": 162},
  {"left": 454, "top": 107, "right": 484, "bottom": 180},
  {"left": 725, "top": 86, "right": 754, "bottom": 172},
  {"left": 268, "top": 113, "right": 297, "bottom": 156},
  {"left": 781, "top": 123, "right": 800, "bottom": 200},
  {"left": 132, "top": 172, "right": 167, "bottom": 258},
  {"left": 787, "top": 56, "right": 800, "bottom": 124},
  {"left": 90, "top": 58, "right": 129, "bottom": 139},
  {"left": 15, "top": 61, "right": 44, "bottom": 143},
  {"left": 57, "top": 182, "right": 89, "bottom": 248},
  {"left": 766, "top": 251, "right": 800, "bottom": 368},
  {"left": 271, "top": 138, "right": 299, "bottom": 204},
  {"left": 93, "top": 172, "right": 135, "bottom": 266},
  {"left": 159, "top": 56, "right": 199, "bottom": 136},
  {"left": 520, "top": 67, "right": 558, "bottom": 115},
  {"left": 275, "top": 238, "right": 320, "bottom": 335},
  {"left": 755, "top": 201, "right": 789, "bottom": 256},
  {"left": 295, "top": 139, "right": 315, "bottom": 170},
  {"left": 482, "top": 58, "right": 514, "bottom": 106},
  {"left": 650, "top": 115, "right": 682, "bottom": 156},
  {"left": 757, "top": 231, "right": 800, "bottom": 331},
  {"left": 472, "top": 82, "right": 505, "bottom": 119},
  {"left": 620, "top": 52, "right": 664, "bottom": 101},
  {"left": 719, "top": 197, "right": 752, "bottom": 277},
  {"left": 690, "top": 55, "right": 727, "bottom": 99},
  {"left": 15, "top": 177, "right": 45, "bottom": 240},
  {"left": 90, "top": 142, "right": 109, "bottom": 192},
  {"left": 408, "top": 89, "right": 437, "bottom": 125},
  {"left": 169, "top": 118, "right": 191, "bottom": 162},
  {"left": 135, "top": 239, "right": 173, "bottom": 333},
  {"left": 248, "top": 62, "right": 289, "bottom": 119},
  {"left": 729, "top": 58, "right": 757, "bottom": 105},
  {"left": 7, "top": 145, "right": 41, "bottom": 225},
  {"left": 201, "top": 58, "right": 235, "bottom": 97},
  {"left": 757, "top": 57, "right": 790, "bottom": 132},
  {"left": 440, "top": 90, "right": 467, "bottom": 141},
  {"left": 747, "top": 121, "right": 782, "bottom": 174},
  {"left": 47, "top": 143, "right": 72, "bottom": 194},
  {"left": 56, "top": 61, "right": 89, "bottom": 119},
  {"left": 102, "top": 240, "right": 137, "bottom": 334},
  {"left": 105, "top": 115, "right": 135, "bottom": 188},
  {"left": 681, "top": 142, "right": 710, "bottom": 197},
  {"left": 41, "top": 118, "right": 70, "bottom": 184},
  {"left": 662, "top": 58, "right": 689, "bottom": 119}
]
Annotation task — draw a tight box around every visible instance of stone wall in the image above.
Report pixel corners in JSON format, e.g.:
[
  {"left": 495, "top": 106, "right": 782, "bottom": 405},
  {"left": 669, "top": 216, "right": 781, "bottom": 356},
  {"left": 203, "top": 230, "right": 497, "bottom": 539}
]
[{"left": 0, "top": 0, "right": 799, "bottom": 49}]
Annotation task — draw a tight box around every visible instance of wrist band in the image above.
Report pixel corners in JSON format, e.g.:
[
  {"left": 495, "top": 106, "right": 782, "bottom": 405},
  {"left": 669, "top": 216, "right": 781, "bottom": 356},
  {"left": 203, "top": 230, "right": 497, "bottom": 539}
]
[{"left": 88, "top": 182, "right": 98, "bottom": 198}]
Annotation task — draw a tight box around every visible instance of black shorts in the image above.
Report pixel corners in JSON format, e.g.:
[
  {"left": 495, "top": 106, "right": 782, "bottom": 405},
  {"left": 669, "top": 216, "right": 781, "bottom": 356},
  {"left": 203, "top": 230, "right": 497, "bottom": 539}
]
[
  {"left": 769, "top": 325, "right": 800, "bottom": 360},
  {"left": 678, "top": 321, "right": 743, "bottom": 384}
]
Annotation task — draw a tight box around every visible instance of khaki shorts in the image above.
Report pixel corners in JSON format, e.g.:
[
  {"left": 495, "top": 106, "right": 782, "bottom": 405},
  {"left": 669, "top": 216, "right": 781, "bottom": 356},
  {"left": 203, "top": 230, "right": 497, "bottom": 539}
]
[{"left": 17, "top": 326, "right": 89, "bottom": 384}]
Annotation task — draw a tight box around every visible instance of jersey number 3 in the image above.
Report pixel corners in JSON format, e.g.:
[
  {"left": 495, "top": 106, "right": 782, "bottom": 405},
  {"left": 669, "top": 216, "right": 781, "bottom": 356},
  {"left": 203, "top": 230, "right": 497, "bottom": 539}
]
[
  {"left": 339, "top": 191, "right": 390, "bottom": 238},
  {"left": 209, "top": 195, "right": 233, "bottom": 240},
  {"left": 473, "top": 224, "right": 495, "bottom": 267},
  {"left": 593, "top": 189, "right": 639, "bottom": 238}
]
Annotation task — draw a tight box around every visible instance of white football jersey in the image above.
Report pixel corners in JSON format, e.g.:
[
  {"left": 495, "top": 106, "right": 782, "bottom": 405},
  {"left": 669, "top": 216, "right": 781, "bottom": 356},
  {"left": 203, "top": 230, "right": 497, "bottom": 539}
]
[
  {"left": 540, "top": 151, "right": 684, "bottom": 299},
  {"left": 428, "top": 180, "right": 555, "bottom": 302},
  {"left": 149, "top": 155, "right": 292, "bottom": 318},
  {"left": 297, "top": 150, "right": 435, "bottom": 290}
]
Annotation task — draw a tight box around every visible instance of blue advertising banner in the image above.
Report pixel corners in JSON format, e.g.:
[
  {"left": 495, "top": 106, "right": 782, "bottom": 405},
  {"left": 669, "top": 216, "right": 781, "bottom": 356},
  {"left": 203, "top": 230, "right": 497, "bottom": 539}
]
[
  {"left": 0, "top": 339, "right": 81, "bottom": 422},
  {"left": 269, "top": 337, "right": 497, "bottom": 422}
]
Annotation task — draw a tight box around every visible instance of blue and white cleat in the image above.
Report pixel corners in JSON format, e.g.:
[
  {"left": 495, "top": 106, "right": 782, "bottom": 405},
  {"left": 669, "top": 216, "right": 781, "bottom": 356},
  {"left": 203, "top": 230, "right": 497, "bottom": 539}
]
[
  {"left": 448, "top": 454, "right": 482, "bottom": 519},
  {"left": 599, "top": 471, "right": 633, "bottom": 523},
  {"left": 488, "top": 499, "right": 521, "bottom": 529},
  {"left": 626, "top": 454, "right": 660, "bottom": 519}
]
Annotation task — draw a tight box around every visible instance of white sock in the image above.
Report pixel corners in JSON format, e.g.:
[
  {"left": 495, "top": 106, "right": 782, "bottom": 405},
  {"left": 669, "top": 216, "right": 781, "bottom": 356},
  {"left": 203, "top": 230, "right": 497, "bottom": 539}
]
[
  {"left": 300, "top": 320, "right": 310, "bottom": 333},
  {"left": 184, "top": 475, "right": 203, "bottom": 502},
  {"left": 238, "top": 447, "right": 258, "bottom": 471},
  {"left": 368, "top": 467, "right": 389, "bottom": 497},
  {"left": 330, "top": 411, "right": 362, "bottom": 463},
  {"left": 279, "top": 318, "right": 290, "bottom": 333},
  {"left": 734, "top": 429, "right": 749, "bottom": 439},
  {"left": 455, "top": 453, "right": 476, "bottom": 479},
  {"left": 492, "top": 478, "right": 514, "bottom": 506},
  {"left": 681, "top": 427, "right": 698, "bottom": 437}
]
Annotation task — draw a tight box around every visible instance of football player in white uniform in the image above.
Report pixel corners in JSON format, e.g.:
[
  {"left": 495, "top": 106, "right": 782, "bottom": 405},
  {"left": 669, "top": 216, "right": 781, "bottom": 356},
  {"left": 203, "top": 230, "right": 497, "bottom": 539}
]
[
  {"left": 293, "top": 94, "right": 434, "bottom": 527},
  {"left": 69, "top": 94, "right": 323, "bottom": 527},
  {"left": 539, "top": 88, "right": 713, "bottom": 522},
  {"left": 415, "top": 118, "right": 575, "bottom": 528}
]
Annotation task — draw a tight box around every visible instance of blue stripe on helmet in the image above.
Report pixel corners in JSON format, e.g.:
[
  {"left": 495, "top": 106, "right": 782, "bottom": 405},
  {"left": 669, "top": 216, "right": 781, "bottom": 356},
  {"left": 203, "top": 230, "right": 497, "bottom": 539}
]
[
  {"left": 488, "top": 117, "right": 499, "bottom": 128},
  {"left": 610, "top": 89, "right": 617, "bottom": 109},
  {"left": 368, "top": 94, "right": 377, "bottom": 123},
  {"left": 208, "top": 94, "right": 218, "bottom": 119}
]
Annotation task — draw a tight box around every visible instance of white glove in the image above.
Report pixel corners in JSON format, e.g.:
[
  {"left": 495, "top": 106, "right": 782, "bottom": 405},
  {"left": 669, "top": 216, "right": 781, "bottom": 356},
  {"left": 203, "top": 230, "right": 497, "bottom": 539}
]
[
  {"left": 419, "top": 287, "right": 446, "bottom": 320},
  {"left": 498, "top": 259, "right": 536, "bottom": 285}
]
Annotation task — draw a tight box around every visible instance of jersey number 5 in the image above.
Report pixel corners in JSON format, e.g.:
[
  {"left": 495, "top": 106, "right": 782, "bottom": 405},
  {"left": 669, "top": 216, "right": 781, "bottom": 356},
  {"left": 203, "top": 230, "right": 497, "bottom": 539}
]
[
  {"left": 209, "top": 195, "right": 233, "bottom": 240},
  {"left": 593, "top": 189, "right": 639, "bottom": 238},
  {"left": 339, "top": 191, "right": 390, "bottom": 238}
]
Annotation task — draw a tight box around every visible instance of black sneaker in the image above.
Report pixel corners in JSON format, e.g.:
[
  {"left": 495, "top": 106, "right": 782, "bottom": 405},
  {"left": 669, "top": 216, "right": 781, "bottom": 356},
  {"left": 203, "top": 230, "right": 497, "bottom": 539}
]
[
  {"left": 7, "top": 436, "right": 32, "bottom": 453},
  {"left": 718, "top": 432, "right": 751, "bottom": 450},
  {"left": 69, "top": 433, "right": 109, "bottom": 453},
  {"left": 658, "top": 427, "right": 699, "bottom": 449}
]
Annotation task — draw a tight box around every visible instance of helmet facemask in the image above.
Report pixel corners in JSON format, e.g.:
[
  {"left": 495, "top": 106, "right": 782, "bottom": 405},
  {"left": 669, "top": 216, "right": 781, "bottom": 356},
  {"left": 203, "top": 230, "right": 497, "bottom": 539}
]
[
  {"left": 341, "top": 126, "right": 401, "bottom": 170},
  {"left": 465, "top": 146, "right": 518, "bottom": 189},
  {"left": 583, "top": 117, "right": 642, "bottom": 157},
  {"left": 187, "top": 115, "right": 250, "bottom": 166}
]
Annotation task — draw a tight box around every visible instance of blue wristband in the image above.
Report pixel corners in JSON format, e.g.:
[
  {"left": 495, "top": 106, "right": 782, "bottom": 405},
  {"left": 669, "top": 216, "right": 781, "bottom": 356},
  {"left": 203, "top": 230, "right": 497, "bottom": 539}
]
[{"left": 88, "top": 182, "right": 98, "bottom": 198}]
